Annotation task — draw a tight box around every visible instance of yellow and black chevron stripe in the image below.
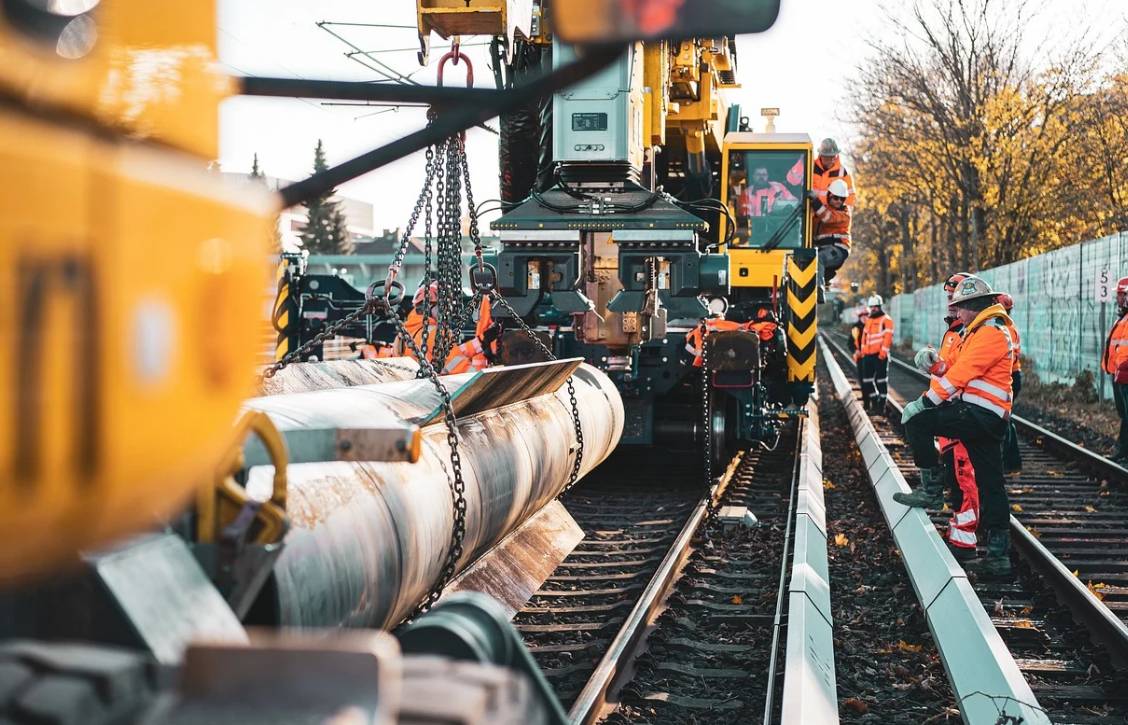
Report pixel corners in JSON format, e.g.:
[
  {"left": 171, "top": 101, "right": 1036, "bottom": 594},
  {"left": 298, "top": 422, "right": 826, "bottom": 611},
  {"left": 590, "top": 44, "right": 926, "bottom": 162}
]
[
  {"left": 272, "top": 259, "right": 292, "bottom": 361},
  {"left": 785, "top": 249, "right": 817, "bottom": 383}
]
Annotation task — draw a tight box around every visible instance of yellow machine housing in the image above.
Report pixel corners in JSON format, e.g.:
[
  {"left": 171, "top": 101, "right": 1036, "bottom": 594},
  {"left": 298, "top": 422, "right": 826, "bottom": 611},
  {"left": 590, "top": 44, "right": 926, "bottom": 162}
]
[
  {"left": 718, "top": 132, "right": 817, "bottom": 387},
  {"left": 0, "top": 2, "right": 276, "bottom": 581}
]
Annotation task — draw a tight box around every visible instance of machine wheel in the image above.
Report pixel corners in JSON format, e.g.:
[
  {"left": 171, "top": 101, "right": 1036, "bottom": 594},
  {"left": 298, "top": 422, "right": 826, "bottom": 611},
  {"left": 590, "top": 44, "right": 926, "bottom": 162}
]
[
  {"left": 397, "top": 655, "right": 550, "bottom": 724},
  {"left": 0, "top": 641, "right": 159, "bottom": 725}
]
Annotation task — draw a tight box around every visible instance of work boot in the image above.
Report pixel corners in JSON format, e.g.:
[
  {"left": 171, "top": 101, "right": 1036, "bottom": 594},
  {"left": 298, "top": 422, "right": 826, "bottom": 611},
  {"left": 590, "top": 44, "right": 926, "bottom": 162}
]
[
  {"left": 972, "top": 529, "right": 1012, "bottom": 577},
  {"left": 893, "top": 466, "right": 945, "bottom": 508},
  {"left": 947, "top": 543, "right": 977, "bottom": 563}
]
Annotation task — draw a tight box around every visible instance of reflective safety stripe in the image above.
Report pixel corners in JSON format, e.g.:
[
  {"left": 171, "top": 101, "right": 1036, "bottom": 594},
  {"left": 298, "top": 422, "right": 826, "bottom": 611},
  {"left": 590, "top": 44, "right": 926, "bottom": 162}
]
[
  {"left": 926, "top": 389, "right": 944, "bottom": 405},
  {"left": 953, "top": 508, "right": 977, "bottom": 526},
  {"left": 967, "top": 379, "right": 1011, "bottom": 401},
  {"left": 936, "top": 376, "right": 957, "bottom": 394},
  {"left": 685, "top": 343, "right": 698, "bottom": 355},
  {"left": 876, "top": 377, "right": 888, "bottom": 383},
  {"left": 961, "top": 392, "right": 1009, "bottom": 418},
  {"left": 948, "top": 527, "right": 977, "bottom": 546}
]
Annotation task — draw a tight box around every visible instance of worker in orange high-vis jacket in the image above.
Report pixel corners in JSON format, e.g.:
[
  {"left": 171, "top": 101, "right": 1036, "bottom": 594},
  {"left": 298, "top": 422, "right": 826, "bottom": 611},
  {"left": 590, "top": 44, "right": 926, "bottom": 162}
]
[
  {"left": 911, "top": 272, "right": 979, "bottom": 559},
  {"left": 811, "top": 138, "right": 856, "bottom": 206},
  {"left": 1104, "top": 276, "right": 1128, "bottom": 462},
  {"left": 807, "top": 179, "right": 851, "bottom": 288},
  {"left": 397, "top": 281, "right": 501, "bottom": 374},
  {"left": 858, "top": 295, "right": 894, "bottom": 413},
  {"left": 897, "top": 276, "right": 1016, "bottom": 576}
]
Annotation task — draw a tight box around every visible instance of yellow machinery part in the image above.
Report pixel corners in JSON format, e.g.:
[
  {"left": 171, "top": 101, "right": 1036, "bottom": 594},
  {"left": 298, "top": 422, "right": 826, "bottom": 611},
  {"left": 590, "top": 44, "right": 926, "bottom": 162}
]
[
  {"left": 785, "top": 253, "right": 818, "bottom": 384},
  {"left": 642, "top": 42, "right": 669, "bottom": 149},
  {"left": 718, "top": 136, "right": 814, "bottom": 253},
  {"left": 0, "top": 106, "right": 276, "bottom": 582},
  {"left": 727, "top": 248, "right": 788, "bottom": 290},
  {"left": 0, "top": 1, "right": 230, "bottom": 159},
  {"left": 198, "top": 411, "right": 287, "bottom": 547}
]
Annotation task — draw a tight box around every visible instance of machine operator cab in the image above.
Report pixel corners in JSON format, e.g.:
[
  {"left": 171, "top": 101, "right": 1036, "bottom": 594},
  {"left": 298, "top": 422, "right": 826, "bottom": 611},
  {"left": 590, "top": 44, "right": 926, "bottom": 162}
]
[{"left": 717, "top": 133, "right": 817, "bottom": 408}]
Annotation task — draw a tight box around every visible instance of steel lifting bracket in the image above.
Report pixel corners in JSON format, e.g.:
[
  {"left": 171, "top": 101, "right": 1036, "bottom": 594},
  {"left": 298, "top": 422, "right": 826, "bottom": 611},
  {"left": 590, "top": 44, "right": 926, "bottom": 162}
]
[{"left": 470, "top": 262, "right": 498, "bottom": 294}]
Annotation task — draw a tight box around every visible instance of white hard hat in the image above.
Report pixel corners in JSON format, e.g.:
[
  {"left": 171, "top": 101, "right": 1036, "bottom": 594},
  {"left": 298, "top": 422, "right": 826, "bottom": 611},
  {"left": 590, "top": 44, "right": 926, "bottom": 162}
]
[
  {"left": 867, "top": 294, "right": 883, "bottom": 307},
  {"left": 949, "top": 276, "right": 995, "bottom": 306},
  {"left": 827, "top": 179, "right": 849, "bottom": 199}
]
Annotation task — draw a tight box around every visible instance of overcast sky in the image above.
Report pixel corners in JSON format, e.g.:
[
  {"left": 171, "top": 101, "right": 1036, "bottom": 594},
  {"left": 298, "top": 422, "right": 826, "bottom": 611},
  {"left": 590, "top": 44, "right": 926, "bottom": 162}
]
[{"left": 218, "top": 0, "right": 1124, "bottom": 230}]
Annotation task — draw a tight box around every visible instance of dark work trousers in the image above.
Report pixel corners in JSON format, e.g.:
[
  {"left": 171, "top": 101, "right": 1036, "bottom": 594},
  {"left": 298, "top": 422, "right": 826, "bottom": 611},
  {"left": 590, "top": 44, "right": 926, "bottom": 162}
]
[
  {"left": 858, "top": 355, "right": 888, "bottom": 404},
  {"left": 1115, "top": 381, "right": 1128, "bottom": 456},
  {"left": 905, "top": 401, "right": 1009, "bottom": 529}
]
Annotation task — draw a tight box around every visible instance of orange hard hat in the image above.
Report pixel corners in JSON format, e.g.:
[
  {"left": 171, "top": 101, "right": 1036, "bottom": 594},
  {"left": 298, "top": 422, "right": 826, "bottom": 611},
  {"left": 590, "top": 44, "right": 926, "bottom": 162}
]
[{"left": 943, "top": 272, "right": 973, "bottom": 301}]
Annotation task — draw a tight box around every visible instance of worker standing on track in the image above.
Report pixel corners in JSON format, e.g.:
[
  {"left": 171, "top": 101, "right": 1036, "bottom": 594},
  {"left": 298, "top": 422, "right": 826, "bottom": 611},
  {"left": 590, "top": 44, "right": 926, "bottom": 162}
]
[
  {"left": 1104, "top": 277, "right": 1128, "bottom": 462},
  {"left": 807, "top": 178, "right": 851, "bottom": 287},
  {"left": 997, "top": 293, "right": 1023, "bottom": 472},
  {"left": 858, "top": 295, "right": 894, "bottom": 413},
  {"left": 906, "top": 272, "right": 979, "bottom": 559},
  {"left": 849, "top": 309, "right": 867, "bottom": 363},
  {"left": 897, "top": 276, "right": 1016, "bottom": 576},
  {"left": 397, "top": 281, "right": 501, "bottom": 373}
]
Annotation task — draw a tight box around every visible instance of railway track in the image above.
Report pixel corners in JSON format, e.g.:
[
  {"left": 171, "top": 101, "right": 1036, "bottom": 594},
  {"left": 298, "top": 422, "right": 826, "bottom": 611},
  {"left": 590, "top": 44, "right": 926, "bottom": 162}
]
[
  {"left": 824, "top": 334, "right": 1128, "bottom": 723},
  {"left": 514, "top": 407, "right": 827, "bottom": 724}
]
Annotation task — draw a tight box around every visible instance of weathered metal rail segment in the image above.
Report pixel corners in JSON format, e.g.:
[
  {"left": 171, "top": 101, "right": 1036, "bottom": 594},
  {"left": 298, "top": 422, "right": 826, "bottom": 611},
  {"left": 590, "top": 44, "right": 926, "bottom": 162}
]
[{"left": 823, "top": 334, "right": 1128, "bottom": 724}]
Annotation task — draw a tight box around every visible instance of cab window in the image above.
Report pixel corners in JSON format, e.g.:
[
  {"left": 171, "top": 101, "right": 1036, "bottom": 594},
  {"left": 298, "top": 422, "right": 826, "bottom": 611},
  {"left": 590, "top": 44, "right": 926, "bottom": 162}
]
[{"left": 725, "top": 150, "right": 808, "bottom": 249}]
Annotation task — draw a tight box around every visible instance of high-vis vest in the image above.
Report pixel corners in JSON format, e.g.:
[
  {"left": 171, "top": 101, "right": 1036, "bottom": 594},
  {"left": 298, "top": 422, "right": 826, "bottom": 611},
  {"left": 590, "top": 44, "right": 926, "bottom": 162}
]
[
  {"left": 811, "top": 198, "right": 851, "bottom": 248},
  {"left": 860, "top": 313, "right": 893, "bottom": 357},
  {"left": 738, "top": 182, "right": 796, "bottom": 217},
  {"left": 925, "top": 304, "right": 1016, "bottom": 418},
  {"left": 812, "top": 157, "right": 856, "bottom": 206},
  {"left": 1103, "top": 312, "right": 1128, "bottom": 374},
  {"left": 398, "top": 310, "right": 484, "bottom": 374}
]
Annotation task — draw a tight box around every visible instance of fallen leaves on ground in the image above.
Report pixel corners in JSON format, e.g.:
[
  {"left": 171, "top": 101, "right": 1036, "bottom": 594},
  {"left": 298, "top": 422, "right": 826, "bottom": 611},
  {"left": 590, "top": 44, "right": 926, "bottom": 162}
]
[
  {"left": 1011, "top": 503, "right": 1023, "bottom": 512},
  {"left": 896, "top": 640, "right": 924, "bottom": 653},
  {"left": 834, "top": 533, "right": 850, "bottom": 547},
  {"left": 730, "top": 594, "right": 744, "bottom": 605},
  {"left": 1087, "top": 582, "right": 1109, "bottom": 601},
  {"left": 842, "top": 698, "right": 869, "bottom": 714},
  {"left": 824, "top": 479, "right": 836, "bottom": 490},
  {"left": 1084, "top": 504, "right": 1098, "bottom": 513}
]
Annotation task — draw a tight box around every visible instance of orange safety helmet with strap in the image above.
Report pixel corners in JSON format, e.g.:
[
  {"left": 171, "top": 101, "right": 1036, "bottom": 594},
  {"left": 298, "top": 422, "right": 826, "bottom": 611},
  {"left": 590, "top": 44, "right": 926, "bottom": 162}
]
[{"left": 1103, "top": 276, "right": 1128, "bottom": 381}]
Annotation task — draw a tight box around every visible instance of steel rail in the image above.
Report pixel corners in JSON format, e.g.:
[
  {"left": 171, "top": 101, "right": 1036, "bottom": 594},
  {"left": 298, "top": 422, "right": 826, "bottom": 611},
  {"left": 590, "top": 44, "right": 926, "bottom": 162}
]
[
  {"left": 824, "top": 333, "right": 1128, "bottom": 669},
  {"left": 565, "top": 451, "right": 747, "bottom": 724}
]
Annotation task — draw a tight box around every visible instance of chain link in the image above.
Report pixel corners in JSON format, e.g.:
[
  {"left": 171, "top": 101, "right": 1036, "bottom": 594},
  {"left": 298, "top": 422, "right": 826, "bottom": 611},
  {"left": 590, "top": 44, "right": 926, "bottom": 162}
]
[{"left": 701, "top": 326, "right": 717, "bottom": 518}]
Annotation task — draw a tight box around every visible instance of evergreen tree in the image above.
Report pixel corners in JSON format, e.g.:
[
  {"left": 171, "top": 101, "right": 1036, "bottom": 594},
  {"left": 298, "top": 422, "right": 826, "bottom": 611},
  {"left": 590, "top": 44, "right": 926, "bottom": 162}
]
[
  {"left": 300, "top": 140, "right": 351, "bottom": 254},
  {"left": 248, "top": 153, "right": 282, "bottom": 252}
]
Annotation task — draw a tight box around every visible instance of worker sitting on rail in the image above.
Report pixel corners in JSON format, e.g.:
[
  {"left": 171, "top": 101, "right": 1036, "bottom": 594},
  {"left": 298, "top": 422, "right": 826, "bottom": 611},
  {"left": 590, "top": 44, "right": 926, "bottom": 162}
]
[
  {"left": 812, "top": 138, "right": 856, "bottom": 206},
  {"left": 858, "top": 295, "right": 893, "bottom": 413},
  {"left": 807, "top": 178, "right": 851, "bottom": 288},
  {"left": 849, "top": 309, "right": 866, "bottom": 363},
  {"left": 1103, "top": 276, "right": 1128, "bottom": 463},
  {"left": 397, "top": 281, "right": 502, "bottom": 374},
  {"left": 997, "top": 293, "right": 1023, "bottom": 473},
  {"left": 905, "top": 272, "right": 979, "bottom": 560},
  {"left": 897, "top": 276, "right": 1016, "bottom": 577}
]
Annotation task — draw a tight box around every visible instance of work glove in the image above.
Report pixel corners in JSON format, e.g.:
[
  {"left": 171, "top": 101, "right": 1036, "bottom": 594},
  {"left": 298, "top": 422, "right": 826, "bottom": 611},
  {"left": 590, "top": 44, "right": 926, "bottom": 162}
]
[
  {"left": 853, "top": 351, "right": 861, "bottom": 363},
  {"left": 805, "top": 189, "right": 821, "bottom": 202},
  {"left": 914, "top": 346, "right": 938, "bottom": 372},
  {"left": 901, "top": 397, "right": 928, "bottom": 424},
  {"left": 480, "top": 322, "right": 502, "bottom": 347}
]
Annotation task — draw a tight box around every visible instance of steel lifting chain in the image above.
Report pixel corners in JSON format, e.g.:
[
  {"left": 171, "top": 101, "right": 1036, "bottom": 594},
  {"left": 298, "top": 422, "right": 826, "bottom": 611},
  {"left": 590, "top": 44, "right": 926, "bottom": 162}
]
[
  {"left": 701, "top": 329, "right": 718, "bottom": 518},
  {"left": 456, "top": 139, "right": 586, "bottom": 492}
]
